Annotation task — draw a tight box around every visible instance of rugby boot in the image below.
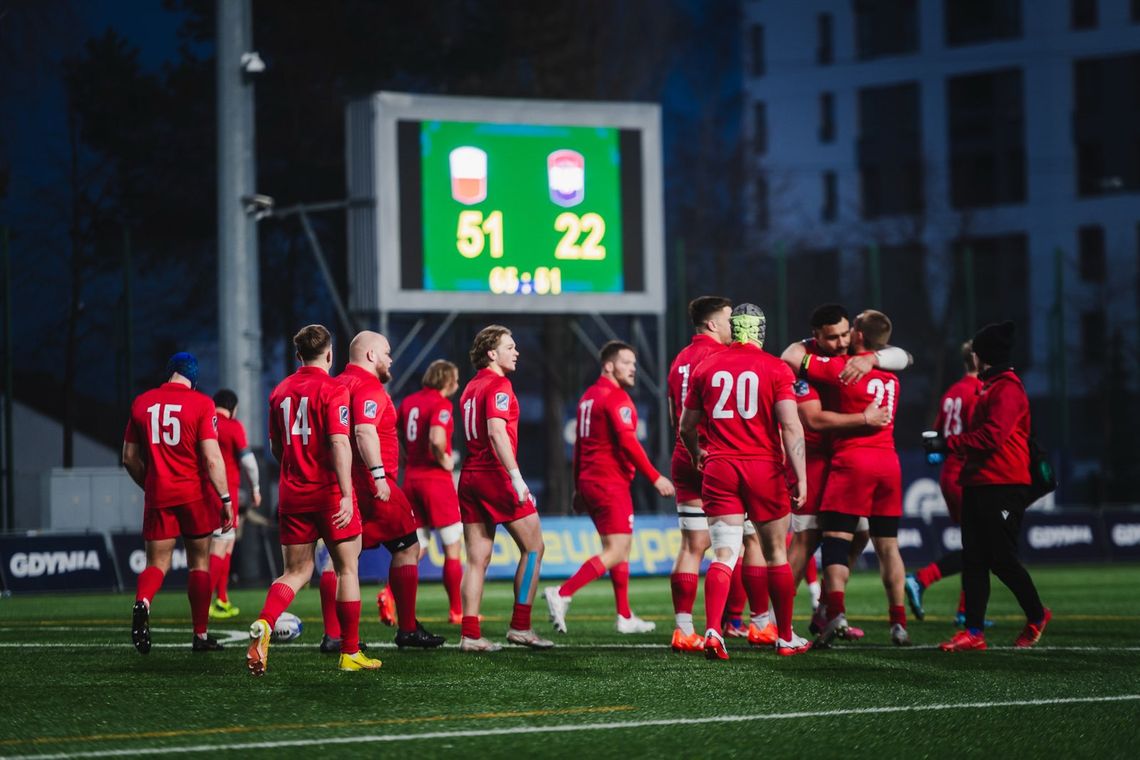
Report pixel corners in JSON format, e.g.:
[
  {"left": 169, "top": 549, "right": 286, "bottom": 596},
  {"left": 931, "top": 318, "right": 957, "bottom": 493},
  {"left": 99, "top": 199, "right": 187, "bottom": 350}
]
[
  {"left": 544, "top": 586, "right": 570, "bottom": 633},
  {"left": 704, "top": 629, "right": 729, "bottom": 661},
  {"left": 377, "top": 585, "right": 397, "bottom": 627},
  {"left": 671, "top": 628, "right": 706, "bottom": 653},
  {"left": 459, "top": 636, "right": 502, "bottom": 653},
  {"left": 338, "top": 650, "right": 382, "bottom": 671},
  {"left": 776, "top": 632, "right": 812, "bottom": 657},
  {"left": 904, "top": 575, "right": 925, "bottom": 621},
  {"left": 246, "top": 618, "right": 272, "bottom": 676},
  {"left": 890, "top": 623, "right": 912, "bottom": 647},
  {"left": 1013, "top": 608, "right": 1052, "bottom": 648},
  {"left": 319, "top": 634, "right": 342, "bottom": 654},
  {"left": 940, "top": 630, "right": 987, "bottom": 652},
  {"left": 506, "top": 628, "right": 555, "bottom": 649},
  {"left": 191, "top": 634, "right": 224, "bottom": 652},
  {"left": 747, "top": 621, "right": 778, "bottom": 648},
  {"left": 395, "top": 621, "right": 446, "bottom": 649},
  {"left": 616, "top": 613, "right": 656, "bottom": 634},
  {"left": 131, "top": 601, "right": 151, "bottom": 655}
]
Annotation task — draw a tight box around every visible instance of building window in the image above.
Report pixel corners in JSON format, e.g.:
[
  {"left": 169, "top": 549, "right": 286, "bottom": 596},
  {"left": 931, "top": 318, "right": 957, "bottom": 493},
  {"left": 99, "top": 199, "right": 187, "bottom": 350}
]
[
  {"left": 1081, "top": 309, "right": 1107, "bottom": 363},
  {"left": 947, "top": 68, "right": 1026, "bottom": 208},
  {"left": 854, "top": 0, "right": 919, "bottom": 60},
  {"left": 753, "top": 101, "right": 767, "bottom": 155},
  {"left": 1079, "top": 225, "right": 1106, "bottom": 282},
  {"left": 756, "top": 173, "right": 769, "bottom": 231},
  {"left": 822, "top": 171, "right": 838, "bottom": 221},
  {"left": 817, "top": 13, "right": 834, "bottom": 65},
  {"left": 858, "top": 81, "right": 923, "bottom": 217},
  {"left": 945, "top": 0, "right": 1022, "bottom": 46},
  {"left": 1074, "top": 54, "right": 1140, "bottom": 197},
  {"left": 954, "top": 233, "right": 1030, "bottom": 362},
  {"left": 751, "top": 24, "right": 765, "bottom": 77},
  {"left": 819, "top": 92, "right": 835, "bottom": 143},
  {"left": 1133, "top": 0, "right": 1140, "bottom": 23},
  {"left": 1071, "top": 0, "right": 1098, "bottom": 29}
]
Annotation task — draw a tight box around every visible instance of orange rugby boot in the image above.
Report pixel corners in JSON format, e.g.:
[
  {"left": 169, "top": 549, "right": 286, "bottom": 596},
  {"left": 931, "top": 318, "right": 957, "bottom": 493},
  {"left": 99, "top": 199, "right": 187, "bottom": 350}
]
[{"left": 671, "top": 628, "right": 706, "bottom": 653}]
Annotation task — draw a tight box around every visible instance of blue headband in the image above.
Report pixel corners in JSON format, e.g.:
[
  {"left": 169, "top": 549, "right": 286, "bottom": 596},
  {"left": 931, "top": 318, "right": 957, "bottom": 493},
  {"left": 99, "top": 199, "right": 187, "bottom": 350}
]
[{"left": 166, "top": 352, "right": 199, "bottom": 388}]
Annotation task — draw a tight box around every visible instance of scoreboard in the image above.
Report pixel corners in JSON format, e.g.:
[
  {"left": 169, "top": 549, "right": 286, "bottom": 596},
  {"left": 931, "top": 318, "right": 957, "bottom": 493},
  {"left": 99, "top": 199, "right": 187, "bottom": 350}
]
[{"left": 347, "top": 92, "right": 664, "bottom": 315}]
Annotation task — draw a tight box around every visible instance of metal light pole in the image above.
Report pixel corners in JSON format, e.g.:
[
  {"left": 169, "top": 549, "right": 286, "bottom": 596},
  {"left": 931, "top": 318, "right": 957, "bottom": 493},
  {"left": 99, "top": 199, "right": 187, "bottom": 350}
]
[{"left": 217, "top": 0, "right": 263, "bottom": 449}]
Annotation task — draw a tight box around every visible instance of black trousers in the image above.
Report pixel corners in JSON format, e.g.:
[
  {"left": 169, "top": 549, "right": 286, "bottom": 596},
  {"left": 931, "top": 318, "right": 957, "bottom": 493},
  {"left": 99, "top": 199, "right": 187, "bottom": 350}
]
[{"left": 960, "top": 484, "right": 1045, "bottom": 631}]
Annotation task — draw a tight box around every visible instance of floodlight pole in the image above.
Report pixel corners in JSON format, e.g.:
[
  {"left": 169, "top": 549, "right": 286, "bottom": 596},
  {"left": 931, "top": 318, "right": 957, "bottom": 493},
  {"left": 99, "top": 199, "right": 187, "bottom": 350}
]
[{"left": 217, "top": 0, "right": 263, "bottom": 451}]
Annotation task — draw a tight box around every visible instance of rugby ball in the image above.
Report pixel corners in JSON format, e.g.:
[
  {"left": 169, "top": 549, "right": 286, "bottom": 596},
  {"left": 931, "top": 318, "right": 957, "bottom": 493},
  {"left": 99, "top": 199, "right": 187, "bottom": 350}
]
[{"left": 271, "top": 611, "right": 303, "bottom": 642}]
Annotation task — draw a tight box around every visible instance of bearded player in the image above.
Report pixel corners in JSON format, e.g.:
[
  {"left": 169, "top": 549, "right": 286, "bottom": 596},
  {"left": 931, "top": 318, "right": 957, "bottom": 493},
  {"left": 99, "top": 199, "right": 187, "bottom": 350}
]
[
  {"left": 680, "top": 304, "right": 811, "bottom": 660},
  {"left": 246, "top": 325, "right": 380, "bottom": 675},
  {"left": 122, "top": 352, "right": 233, "bottom": 653},
  {"left": 399, "top": 359, "right": 464, "bottom": 624},
  {"left": 457, "top": 325, "right": 552, "bottom": 652},
  {"left": 545, "top": 341, "right": 674, "bottom": 634},
  {"left": 785, "top": 310, "right": 910, "bottom": 647}
]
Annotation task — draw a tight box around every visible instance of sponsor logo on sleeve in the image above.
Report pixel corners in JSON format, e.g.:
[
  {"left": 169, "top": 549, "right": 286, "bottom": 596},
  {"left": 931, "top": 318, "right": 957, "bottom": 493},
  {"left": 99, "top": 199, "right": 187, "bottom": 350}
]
[
  {"left": 363, "top": 400, "right": 378, "bottom": 419},
  {"left": 817, "top": 356, "right": 830, "bottom": 363},
  {"left": 438, "top": 410, "right": 451, "bottom": 424},
  {"left": 339, "top": 406, "right": 350, "bottom": 427},
  {"left": 793, "top": 380, "right": 809, "bottom": 397},
  {"left": 211, "top": 414, "right": 218, "bottom": 431},
  {"left": 495, "top": 392, "right": 510, "bottom": 412},
  {"left": 619, "top": 406, "right": 633, "bottom": 425}
]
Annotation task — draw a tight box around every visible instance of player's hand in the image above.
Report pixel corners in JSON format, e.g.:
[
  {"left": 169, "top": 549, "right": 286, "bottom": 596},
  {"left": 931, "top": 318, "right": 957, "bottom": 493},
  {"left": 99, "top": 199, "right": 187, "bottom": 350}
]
[
  {"left": 251, "top": 489, "right": 262, "bottom": 509},
  {"left": 694, "top": 449, "right": 709, "bottom": 472},
  {"left": 839, "top": 354, "right": 874, "bottom": 384},
  {"left": 790, "top": 480, "right": 806, "bottom": 511},
  {"left": 508, "top": 468, "right": 531, "bottom": 505},
  {"left": 333, "top": 495, "right": 354, "bottom": 529},
  {"left": 863, "top": 401, "right": 891, "bottom": 428},
  {"left": 571, "top": 491, "right": 587, "bottom": 514},
  {"left": 653, "top": 476, "right": 675, "bottom": 498},
  {"left": 375, "top": 477, "right": 391, "bottom": 501},
  {"left": 441, "top": 453, "right": 455, "bottom": 472},
  {"left": 220, "top": 501, "right": 234, "bottom": 531}
]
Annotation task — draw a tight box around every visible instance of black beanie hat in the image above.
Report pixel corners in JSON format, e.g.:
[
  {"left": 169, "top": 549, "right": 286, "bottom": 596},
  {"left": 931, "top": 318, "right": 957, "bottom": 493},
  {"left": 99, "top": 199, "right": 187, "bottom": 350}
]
[{"left": 972, "top": 321, "right": 1015, "bottom": 366}]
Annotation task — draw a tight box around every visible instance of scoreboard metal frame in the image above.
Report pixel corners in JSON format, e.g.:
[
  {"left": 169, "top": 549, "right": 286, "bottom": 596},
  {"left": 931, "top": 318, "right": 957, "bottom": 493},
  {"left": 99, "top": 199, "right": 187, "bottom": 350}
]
[{"left": 350, "top": 91, "right": 665, "bottom": 316}]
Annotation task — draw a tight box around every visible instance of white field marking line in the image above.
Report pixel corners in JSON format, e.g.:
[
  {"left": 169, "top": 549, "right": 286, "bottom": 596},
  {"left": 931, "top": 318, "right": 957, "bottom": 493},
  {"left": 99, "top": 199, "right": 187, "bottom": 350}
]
[{"left": 4, "top": 694, "right": 1139, "bottom": 760}]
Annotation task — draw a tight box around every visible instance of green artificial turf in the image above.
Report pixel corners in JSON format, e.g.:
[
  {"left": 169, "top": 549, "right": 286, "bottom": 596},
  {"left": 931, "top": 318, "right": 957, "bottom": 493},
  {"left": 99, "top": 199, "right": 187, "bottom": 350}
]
[{"left": 1, "top": 564, "right": 1138, "bottom": 758}]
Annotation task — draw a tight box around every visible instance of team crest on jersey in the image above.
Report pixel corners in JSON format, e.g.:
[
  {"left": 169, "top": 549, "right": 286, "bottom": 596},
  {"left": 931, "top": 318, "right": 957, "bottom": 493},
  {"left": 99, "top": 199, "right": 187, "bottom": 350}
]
[
  {"left": 793, "top": 380, "right": 810, "bottom": 397},
  {"left": 363, "top": 400, "right": 378, "bottom": 419},
  {"left": 619, "top": 406, "right": 633, "bottom": 424},
  {"left": 494, "top": 392, "right": 510, "bottom": 411},
  {"left": 339, "top": 406, "right": 349, "bottom": 426},
  {"left": 211, "top": 415, "right": 218, "bottom": 431},
  {"left": 438, "top": 410, "right": 451, "bottom": 423},
  {"left": 817, "top": 356, "right": 830, "bottom": 363}
]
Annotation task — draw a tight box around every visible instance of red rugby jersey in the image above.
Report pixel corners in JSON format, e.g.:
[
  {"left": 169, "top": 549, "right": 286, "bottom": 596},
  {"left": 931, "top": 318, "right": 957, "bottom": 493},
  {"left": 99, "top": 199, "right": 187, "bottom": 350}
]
[
  {"left": 802, "top": 352, "right": 899, "bottom": 453},
  {"left": 124, "top": 383, "right": 218, "bottom": 508},
  {"left": 668, "top": 334, "right": 727, "bottom": 455},
  {"left": 398, "top": 387, "right": 454, "bottom": 475},
  {"left": 684, "top": 342, "right": 795, "bottom": 462},
  {"left": 459, "top": 368, "right": 518, "bottom": 473},
  {"left": 335, "top": 363, "right": 399, "bottom": 500},
  {"left": 216, "top": 413, "right": 249, "bottom": 499},
  {"left": 268, "top": 366, "right": 351, "bottom": 512},
  {"left": 934, "top": 374, "right": 983, "bottom": 481},
  {"left": 574, "top": 376, "right": 659, "bottom": 485}
]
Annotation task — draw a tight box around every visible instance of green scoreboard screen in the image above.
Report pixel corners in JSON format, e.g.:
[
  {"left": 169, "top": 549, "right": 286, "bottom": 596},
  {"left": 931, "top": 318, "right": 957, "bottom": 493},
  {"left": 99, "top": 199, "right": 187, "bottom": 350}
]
[
  {"left": 400, "top": 120, "right": 642, "bottom": 296},
  {"left": 352, "top": 93, "right": 664, "bottom": 314}
]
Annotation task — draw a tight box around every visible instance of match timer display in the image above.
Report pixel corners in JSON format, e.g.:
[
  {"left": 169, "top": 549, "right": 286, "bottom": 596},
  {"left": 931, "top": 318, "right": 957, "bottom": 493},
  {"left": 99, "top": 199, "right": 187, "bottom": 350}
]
[{"left": 349, "top": 92, "right": 664, "bottom": 314}]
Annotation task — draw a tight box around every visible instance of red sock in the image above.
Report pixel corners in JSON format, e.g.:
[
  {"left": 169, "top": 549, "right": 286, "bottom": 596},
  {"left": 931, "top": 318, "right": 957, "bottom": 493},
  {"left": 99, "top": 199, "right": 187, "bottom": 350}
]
[
  {"left": 743, "top": 564, "right": 769, "bottom": 618},
  {"left": 217, "top": 552, "right": 233, "bottom": 603},
  {"left": 135, "top": 566, "right": 165, "bottom": 604},
  {"left": 610, "top": 561, "right": 632, "bottom": 618},
  {"left": 443, "top": 557, "right": 463, "bottom": 617},
  {"left": 726, "top": 558, "right": 747, "bottom": 619},
  {"left": 461, "top": 615, "right": 481, "bottom": 639},
  {"left": 768, "top": 564, "right": 795, "bottom": 640},
  {"left": 187, "top": 569, "right": 211, "bottom": 635},
  {"left": 336, "top": 600, "right": 361, "bottom": 655},
  {"left": 957, "top": 590, "right": 966, "bottom": 614},
  {"left": 319, "top": 570, "right": 340, "bottom": 638},
  {"left": 826, "top": 590, "right": 846, "bottom": 618},
  {"left": 559, "top": 555, "right": 606, "bottom": 598},
  {"left": 889, "top": 604, "right": 907, "bottom": 627},
  {"left": 805, "top": 555, "right": 818, "bottom": 585},
  {"left": 670, "top": 572, "right": 699, "bottom": 615},
  {"left": 703, "top": 562, "right": 733, "bottom": 634},
  {"left": 390, "top": 563, "right": 419, "bottom": 633},
  {"left": 915, "top": 562, "right": 942, "bottom": 589},
  {"left": 258, "top": 582, "right": 295, "bottom": 627},
  {"left": 510, "top": 602, "right": 532, "bottom": 631},
  {"left": 208, "top": 555, "right": 225, "bottom": 597}
]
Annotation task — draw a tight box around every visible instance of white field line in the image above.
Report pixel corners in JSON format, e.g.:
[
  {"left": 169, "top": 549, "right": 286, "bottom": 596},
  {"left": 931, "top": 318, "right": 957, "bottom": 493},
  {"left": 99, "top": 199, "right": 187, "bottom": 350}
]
[{"left": 4, "top": 694, "right": 1139, "bottom": 760}]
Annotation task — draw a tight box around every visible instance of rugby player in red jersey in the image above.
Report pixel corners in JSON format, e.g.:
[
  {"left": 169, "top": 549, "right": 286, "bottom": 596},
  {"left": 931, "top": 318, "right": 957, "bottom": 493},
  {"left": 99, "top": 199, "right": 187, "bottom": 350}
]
[
  {"left": 205, "top": 389, "right": 261, "bottom": 622},
  {"left": 680, "top": 304, "right": 811, "bottom": 660},
  {"left": 122, "top": 352, "right": 233, "bottom": 653},
  {"left": 665, "top": 296, "right": 732, "bottom": 652},
  {"left": 545, "top": 341, "right": 674, "bottom": 634},
  {"left": 337, "top": 331, "right": 444, "bottom": 649},
  {"left": 246, "top": 325, "right": 380, "bottom": 674},
  {"left": 457, "top": 325, "right": 552, "bottom": 652},
  {"left": 785, "top": 310, "right": 911, "bottom": 647},
  {"left": 399, "top": 359, "right": 464, "bottom": 624},
  {"left": 906, "top": 341, "right": 983, "bottom": 624}
]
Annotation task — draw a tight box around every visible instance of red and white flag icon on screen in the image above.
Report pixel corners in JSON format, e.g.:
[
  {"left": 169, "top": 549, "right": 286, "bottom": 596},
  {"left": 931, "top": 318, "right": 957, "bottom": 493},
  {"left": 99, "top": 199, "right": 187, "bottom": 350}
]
[
  {"left": 548, "top": 149, "right": 585, "bottom": 208},
  {"left": 450, "top": 146, "right": 487, "bottom": 205}
]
